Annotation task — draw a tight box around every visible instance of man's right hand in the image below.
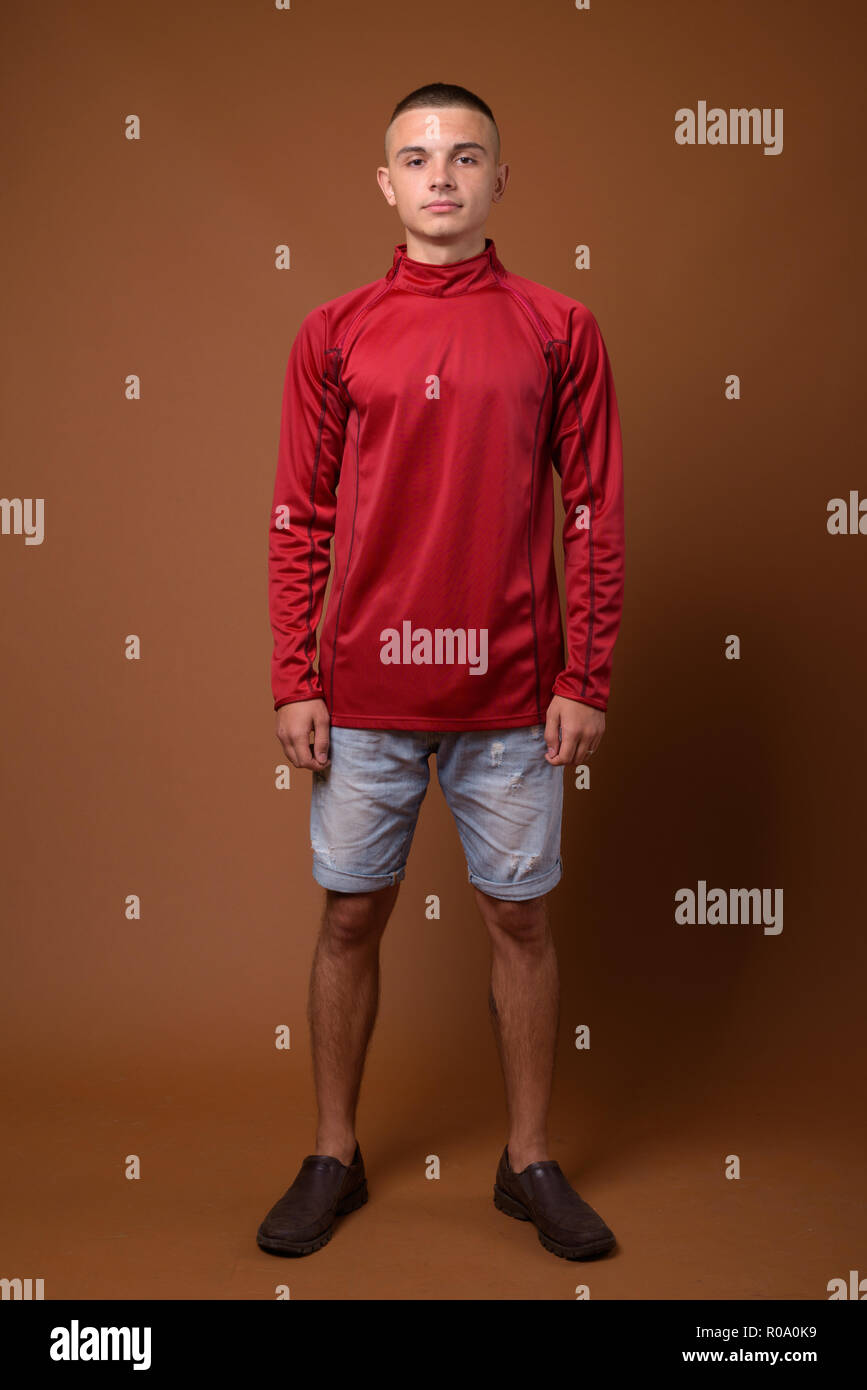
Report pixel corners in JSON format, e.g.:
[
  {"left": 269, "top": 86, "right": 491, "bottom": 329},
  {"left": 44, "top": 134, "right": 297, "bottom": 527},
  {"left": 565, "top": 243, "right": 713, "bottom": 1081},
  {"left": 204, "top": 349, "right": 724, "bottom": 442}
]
[{"left": 275, "top": 698, "right": 331, "bottom": 770}]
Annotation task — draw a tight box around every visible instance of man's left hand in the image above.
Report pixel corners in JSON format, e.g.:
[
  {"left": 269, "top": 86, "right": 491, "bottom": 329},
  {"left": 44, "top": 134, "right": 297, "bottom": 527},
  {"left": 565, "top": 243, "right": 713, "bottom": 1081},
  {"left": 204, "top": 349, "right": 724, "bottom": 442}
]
[{"left": 543, "top": 695, "right": 605, "bottom": 766}]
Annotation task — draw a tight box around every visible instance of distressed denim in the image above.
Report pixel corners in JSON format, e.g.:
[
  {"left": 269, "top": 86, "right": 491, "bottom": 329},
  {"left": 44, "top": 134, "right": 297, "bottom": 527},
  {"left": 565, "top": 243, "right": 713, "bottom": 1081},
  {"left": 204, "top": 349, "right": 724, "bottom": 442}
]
[{"left": 309, "top": 724, "right": 563, "bottom": 901}]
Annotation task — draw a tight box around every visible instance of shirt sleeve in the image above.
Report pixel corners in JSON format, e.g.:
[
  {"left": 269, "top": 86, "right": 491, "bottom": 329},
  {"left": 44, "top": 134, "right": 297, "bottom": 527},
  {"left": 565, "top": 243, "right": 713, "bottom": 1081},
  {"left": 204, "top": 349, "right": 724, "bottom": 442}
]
[
  {"left": 548, "top": 304, "right": 625, "bottom": 713},
  {"left": 268, "top": 306, "right": 348, "bottom": 711}
]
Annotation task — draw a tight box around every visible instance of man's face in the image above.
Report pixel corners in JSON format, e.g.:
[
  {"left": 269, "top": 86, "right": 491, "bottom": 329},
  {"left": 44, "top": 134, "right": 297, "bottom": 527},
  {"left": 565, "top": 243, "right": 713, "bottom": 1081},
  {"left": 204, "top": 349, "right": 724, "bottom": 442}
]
[{"left": 378, "top": 106, "right": 507, "bottom": 247}]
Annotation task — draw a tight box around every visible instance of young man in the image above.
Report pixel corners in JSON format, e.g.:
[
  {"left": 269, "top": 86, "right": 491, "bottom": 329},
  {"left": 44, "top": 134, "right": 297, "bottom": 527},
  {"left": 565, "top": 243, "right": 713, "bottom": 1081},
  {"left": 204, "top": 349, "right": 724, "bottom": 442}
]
[{"left": 259, "top": 83, "right": 625, "bottom": 1263}]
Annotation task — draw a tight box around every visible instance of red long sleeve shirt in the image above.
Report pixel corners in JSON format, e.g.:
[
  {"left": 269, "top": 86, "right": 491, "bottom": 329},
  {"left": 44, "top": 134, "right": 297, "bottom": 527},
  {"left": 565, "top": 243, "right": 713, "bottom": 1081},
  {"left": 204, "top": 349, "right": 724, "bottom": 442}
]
[{"left": 268, "top": 237, "right": 625, "bottom": 730}]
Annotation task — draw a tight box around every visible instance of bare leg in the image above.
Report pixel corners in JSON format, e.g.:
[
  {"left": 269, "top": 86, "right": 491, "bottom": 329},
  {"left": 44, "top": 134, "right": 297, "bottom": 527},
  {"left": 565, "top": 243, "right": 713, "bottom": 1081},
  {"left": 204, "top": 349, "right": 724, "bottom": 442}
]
[
  {"left": 474, "top": 887, "right": 559, "bottom": 1172},
  {"left": 309, "top": 882, "right": 399, "bottom": 1165}
]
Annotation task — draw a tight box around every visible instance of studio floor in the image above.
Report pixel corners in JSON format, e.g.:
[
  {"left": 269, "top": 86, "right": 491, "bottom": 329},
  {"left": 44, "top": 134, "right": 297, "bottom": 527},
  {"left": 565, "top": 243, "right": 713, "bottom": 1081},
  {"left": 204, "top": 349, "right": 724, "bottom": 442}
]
[{"left": 3, "top": 1060, "right": 862, "bottom": 1301}]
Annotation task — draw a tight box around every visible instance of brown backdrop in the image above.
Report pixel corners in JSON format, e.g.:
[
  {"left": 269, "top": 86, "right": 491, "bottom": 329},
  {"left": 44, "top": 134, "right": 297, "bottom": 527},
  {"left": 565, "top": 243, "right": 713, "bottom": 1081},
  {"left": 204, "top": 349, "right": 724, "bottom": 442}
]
[{"left": 2, "top": 0, "right": 865, "bottom": 1300}]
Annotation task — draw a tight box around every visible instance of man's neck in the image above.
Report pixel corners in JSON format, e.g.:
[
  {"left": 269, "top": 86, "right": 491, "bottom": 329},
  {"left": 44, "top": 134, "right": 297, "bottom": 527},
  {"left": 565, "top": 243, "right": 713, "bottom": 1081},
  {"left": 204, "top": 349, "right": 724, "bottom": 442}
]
[{"left": 403, "top": 230, "right": 488, "bottom": 265}]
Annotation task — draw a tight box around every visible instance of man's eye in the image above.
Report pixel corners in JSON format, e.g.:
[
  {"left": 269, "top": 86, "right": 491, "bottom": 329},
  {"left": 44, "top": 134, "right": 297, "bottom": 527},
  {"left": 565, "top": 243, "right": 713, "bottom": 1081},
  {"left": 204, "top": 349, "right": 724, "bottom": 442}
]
[{"left": 404, "top": 155, "right": 476, "bottom": 166}]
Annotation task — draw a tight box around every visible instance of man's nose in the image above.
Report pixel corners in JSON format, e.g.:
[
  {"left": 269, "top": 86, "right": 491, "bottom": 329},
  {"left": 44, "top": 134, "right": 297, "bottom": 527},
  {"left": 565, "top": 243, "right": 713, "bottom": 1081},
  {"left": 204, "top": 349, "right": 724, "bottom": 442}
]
[{"left": 429, "top": 161, "right": 455, "bottom": 184}]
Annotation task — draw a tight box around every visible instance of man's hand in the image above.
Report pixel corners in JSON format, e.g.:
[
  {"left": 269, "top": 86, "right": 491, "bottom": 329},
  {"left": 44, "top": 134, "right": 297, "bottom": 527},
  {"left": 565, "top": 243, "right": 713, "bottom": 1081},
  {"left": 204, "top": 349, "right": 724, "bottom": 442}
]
[
  {"left": 543, "top": 694, "right": 605, "bottom": 767},
  {"left": 276, "top": 698, "right": 331, "bottom": 770}
]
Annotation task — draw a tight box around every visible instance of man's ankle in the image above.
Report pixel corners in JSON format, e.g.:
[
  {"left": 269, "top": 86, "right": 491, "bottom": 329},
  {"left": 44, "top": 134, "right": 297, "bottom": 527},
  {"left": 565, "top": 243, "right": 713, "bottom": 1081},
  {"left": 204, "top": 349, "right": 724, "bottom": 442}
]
[
  {"left": 507, "top": 1141, "right": 549, "bottom": 1171},
  {"left": 314, "top": 1136, "right": 357, "bottom": 1165}
]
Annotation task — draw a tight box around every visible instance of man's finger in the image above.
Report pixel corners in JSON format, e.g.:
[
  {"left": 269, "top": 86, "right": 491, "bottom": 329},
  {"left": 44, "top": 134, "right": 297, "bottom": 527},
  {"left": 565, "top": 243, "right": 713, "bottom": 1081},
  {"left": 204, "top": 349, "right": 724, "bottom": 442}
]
[
  {"left": 311, "top": 713, "right": 331, "bottom": 765},
  {"left": 549, "top": 727, "right": 580, "bottom": 766},
  {"left": 296, "top": 733, "right": 323, "bottom": 770},
  {"left": 283, "top": 731, "right": 315, "bottom": 770},
  {"left": 544, "top": 711, "right": 561, "bottom": 756}
]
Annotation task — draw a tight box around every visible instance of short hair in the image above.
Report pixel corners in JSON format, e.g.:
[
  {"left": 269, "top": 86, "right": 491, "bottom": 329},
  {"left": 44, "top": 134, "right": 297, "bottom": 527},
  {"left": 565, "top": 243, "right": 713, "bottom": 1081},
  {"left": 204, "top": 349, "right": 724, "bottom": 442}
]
[{"left": 385, "top": 82, "right": 500, "bottom": 163}]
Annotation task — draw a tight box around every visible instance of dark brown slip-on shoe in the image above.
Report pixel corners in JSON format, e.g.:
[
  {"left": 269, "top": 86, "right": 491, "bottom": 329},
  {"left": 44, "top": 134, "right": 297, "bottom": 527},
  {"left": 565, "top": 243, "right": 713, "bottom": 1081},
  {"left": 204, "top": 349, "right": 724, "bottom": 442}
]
[
  {"left": 493, "top": 1145, "right": 616, "bottom": 1260},
  {"left": 256, "top": 1142, "right": 368, "bottom": 1256}
]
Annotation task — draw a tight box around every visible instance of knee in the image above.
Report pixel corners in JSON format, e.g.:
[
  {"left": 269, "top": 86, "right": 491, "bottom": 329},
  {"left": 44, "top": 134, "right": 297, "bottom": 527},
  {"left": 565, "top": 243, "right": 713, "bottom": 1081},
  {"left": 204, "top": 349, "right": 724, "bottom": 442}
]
[
  {"left": 478, "top": 891, "right": 550, "bottom": 946},
  {"left": 320, "top": 884, "right": 396, "bottom": 947}
]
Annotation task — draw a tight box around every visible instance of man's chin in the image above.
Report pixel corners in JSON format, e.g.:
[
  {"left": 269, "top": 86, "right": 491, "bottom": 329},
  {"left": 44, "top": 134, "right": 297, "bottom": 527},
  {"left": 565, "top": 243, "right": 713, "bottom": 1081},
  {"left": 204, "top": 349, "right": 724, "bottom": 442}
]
[{"left": 403, "top": 215, "right": 477, "bottom": 240}]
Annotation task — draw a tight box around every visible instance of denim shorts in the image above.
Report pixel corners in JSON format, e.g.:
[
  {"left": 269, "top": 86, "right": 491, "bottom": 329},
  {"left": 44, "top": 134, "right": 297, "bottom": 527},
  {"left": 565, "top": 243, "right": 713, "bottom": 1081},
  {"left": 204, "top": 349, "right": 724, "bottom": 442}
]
[{"left": 309, "top": 724, "right": 564, "bottom": 901}]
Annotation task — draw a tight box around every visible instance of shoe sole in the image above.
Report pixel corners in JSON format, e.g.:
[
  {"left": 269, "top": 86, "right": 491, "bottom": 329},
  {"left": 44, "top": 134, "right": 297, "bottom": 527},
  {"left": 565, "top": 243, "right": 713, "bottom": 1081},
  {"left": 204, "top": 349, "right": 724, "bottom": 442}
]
[
  {"left": 256, "top": 1179, "right": 369, "bottom": 1256},
  {"left": 493, "top": 1183, "right": 616, "bottom": 1260}
]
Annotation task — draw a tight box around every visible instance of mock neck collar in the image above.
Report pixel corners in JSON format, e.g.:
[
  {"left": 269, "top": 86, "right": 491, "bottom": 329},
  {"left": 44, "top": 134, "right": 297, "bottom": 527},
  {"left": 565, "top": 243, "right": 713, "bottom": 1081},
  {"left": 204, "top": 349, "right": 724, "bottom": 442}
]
[{"left": 386, "top": 237, "right": 505, "bottom": 296}]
